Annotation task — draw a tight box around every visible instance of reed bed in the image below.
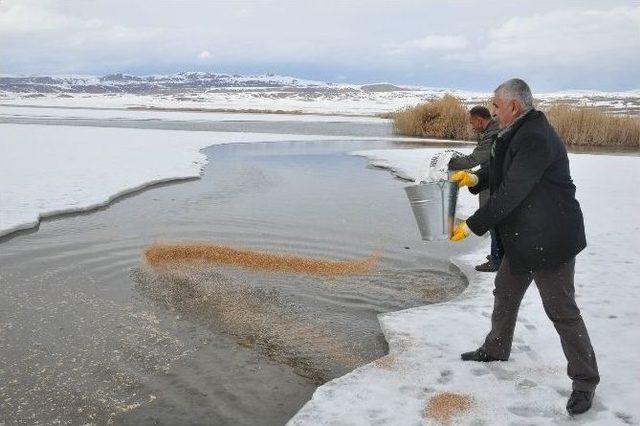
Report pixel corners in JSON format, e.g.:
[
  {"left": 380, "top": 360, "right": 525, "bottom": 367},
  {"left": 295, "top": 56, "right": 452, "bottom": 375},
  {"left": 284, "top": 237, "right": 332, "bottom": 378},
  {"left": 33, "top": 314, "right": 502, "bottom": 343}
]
[
  {"left": 393, "top": 95, "right": 640, "bottom": 147},
  {"left": 392, "top": 94, "right": 474, "bottom": 140},
  {"left": 546, "top": 104, "right": 640, "bottom": 147}
]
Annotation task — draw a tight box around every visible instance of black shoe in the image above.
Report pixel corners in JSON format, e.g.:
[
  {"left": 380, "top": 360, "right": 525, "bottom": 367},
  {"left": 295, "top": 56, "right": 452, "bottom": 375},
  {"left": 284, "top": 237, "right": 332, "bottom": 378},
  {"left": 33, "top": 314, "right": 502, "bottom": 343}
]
[
  {"left": 460, "top": 348, "right": 507, "bottom": 362},
  {"left": 566, "top": 390, "right": 594, "bottom": 415},
  {"left": 475, "top": 260, "right": 500, "bottom": 272}
]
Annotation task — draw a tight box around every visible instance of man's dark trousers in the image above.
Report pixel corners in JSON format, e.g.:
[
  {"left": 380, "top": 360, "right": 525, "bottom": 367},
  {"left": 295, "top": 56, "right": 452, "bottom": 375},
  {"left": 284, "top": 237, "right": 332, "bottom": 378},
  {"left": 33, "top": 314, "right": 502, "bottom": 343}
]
[
  {"left": 489, "top": 228, "right": 503, "bottom": 264},
  {"left": 481, "top": 256, "right": 600, "bottom": 392}
]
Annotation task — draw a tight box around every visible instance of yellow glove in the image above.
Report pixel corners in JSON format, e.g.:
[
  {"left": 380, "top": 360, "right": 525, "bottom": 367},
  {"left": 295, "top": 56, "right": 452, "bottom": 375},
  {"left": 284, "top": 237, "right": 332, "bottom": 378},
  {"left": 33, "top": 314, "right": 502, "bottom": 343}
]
[
  {"left": 450, "top": 221, "right": 471, "bottom": 242},
  {"left": 450, "top": 171, "right": 478, "bottom": 188}
]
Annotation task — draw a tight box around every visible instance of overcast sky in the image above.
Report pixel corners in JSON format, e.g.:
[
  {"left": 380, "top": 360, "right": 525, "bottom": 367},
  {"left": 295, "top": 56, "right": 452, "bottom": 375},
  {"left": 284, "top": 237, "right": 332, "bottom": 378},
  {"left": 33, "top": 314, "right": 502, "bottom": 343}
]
[{"left": 1, "top": 0, "right": 639, "bottom": 90}]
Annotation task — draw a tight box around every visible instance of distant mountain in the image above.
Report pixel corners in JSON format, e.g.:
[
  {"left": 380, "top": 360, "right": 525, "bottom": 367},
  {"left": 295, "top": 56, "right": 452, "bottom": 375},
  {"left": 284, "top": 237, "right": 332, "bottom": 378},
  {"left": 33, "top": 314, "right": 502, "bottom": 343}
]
[
  {"left": 360, "top": 83, "right": 411, "bottom": 92},
  {"left": 0, "top": 72, "right": 336, "bottom": 95},
  {"left": 2, "top": 73, "right": 636, "bottom": 117}
]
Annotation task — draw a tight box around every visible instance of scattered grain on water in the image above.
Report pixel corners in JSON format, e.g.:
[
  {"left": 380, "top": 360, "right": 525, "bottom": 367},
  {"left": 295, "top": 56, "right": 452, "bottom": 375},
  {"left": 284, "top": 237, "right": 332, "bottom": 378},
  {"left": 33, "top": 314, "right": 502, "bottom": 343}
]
[
  {"left": 137, "top": 243, "right": 467, "bottom": 384},
  {"left": 132, "top": 265, "right": 372, "bottom": 383},
  {"left": 144, "top": 242, "right": 378, "bottom": 277},
  {"left": 373, "top": 355, "right": 396, "bottom": 370},
  {"left": 424, "top": 392, "right": 474, "bottom": 424}
]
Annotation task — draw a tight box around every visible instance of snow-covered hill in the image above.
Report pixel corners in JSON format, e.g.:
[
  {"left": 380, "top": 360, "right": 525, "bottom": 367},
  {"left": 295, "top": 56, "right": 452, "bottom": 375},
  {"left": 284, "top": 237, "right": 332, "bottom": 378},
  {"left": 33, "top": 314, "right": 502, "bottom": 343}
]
[
  {"left": 1, "top": 73, "right": 638, "bottom": 116},
  {"left": 0, "top": 72, "right": 337, "bottom": 94}
]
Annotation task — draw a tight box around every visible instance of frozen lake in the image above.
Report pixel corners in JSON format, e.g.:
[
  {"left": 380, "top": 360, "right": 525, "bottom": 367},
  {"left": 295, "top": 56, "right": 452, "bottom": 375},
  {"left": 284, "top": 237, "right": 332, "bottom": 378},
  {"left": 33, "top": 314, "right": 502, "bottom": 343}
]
[
  {"left": 0, "top": 104, "right": 394, "bottom": 137},
  {"left": 0, "top": 116, "right": 473, "bottom": 424}
]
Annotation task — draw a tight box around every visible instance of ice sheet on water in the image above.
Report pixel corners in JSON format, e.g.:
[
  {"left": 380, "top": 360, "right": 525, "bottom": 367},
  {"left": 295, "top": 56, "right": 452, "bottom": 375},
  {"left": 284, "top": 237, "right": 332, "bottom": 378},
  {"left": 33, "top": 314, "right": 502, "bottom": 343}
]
[{"left": 0, "top": 124, "right": 352, "bottom": 238}]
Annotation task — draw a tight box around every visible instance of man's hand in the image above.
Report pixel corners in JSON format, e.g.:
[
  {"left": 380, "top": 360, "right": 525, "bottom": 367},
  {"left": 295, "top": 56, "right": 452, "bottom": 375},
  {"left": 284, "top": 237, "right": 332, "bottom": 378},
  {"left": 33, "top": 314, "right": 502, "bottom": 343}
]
[
  {"left": 450, "top": 171, "right": 478, "bottom": 188},
  {"left": 450, "top": 221, "right": 471, "bottom": 242}
]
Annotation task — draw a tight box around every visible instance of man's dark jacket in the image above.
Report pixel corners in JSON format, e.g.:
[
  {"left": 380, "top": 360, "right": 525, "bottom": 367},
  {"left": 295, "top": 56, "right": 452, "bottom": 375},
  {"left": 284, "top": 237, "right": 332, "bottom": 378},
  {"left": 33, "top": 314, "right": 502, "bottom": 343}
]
[{"left": 466, "top": 109, "right": 586, "bottom": 274}]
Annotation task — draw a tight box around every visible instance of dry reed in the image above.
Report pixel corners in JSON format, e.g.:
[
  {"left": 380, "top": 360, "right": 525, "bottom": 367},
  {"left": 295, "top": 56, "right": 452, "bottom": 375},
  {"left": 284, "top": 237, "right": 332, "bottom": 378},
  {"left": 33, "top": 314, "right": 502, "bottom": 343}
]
[
  {"left": 392, "top": 94, "right": 473, "bottom": 140},
  {"left": 392, "top": 96, "right": 640, "bottom": 147},
  {"left": 424, "top": 392, "right": 474, "bottom": 424},
  {"left": 144, "top": 242, "right": 378, "bottom": 277},
  {"left": 546, "top": 104, "right": 640, "bottom": 147}
]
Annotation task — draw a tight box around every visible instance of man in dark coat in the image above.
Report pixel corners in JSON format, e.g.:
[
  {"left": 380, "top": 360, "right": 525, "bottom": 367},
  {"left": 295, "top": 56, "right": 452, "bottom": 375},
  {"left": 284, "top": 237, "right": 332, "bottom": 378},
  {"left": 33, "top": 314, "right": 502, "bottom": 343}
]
[
  {"left": 449, "top": 78, "right": 599, "bottom": 415},
  {"left": 448, "top": 105, "right": 502, "bottom": 272}
]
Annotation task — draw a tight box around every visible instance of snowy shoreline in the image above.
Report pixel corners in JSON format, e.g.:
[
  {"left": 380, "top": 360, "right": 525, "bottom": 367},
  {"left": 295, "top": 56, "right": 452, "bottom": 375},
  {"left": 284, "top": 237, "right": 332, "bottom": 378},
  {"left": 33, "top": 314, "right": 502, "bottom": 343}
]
[
  {"left": 290, "top": 149, "right": 640, "bottom": 425},
  {"left": 0, "top": 103, "right": 389, "bottom": 122},
  {"left": 0, "top": 121, "right": 470, "bottom": 241},
  {"left": 0, "top": 124, "right": 375, "bottom": 240},
  {"left": 0, "top": 174, "right": 199, "bottom": 239}
]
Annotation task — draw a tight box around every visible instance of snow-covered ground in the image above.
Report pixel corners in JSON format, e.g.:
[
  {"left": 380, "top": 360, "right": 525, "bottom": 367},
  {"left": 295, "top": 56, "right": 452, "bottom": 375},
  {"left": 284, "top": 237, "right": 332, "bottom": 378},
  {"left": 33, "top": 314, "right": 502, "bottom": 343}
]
[
  {"left": 0, "top": 105, "right": 388, "bottom": 123},
  {"left": 0, "top": 90, "right": 445, "bottom": 116},
  {"left": 2, "top": 73, "right": 639, "bottom": 116},
  {"left": 0, "top": 124, "right": 357, "bottom": 238},
  {"left": 4, "top": 89, "right": 639, "bottom": 117},
  {"left": 290, "top": 149, "right": 640, "bottom": 425}
]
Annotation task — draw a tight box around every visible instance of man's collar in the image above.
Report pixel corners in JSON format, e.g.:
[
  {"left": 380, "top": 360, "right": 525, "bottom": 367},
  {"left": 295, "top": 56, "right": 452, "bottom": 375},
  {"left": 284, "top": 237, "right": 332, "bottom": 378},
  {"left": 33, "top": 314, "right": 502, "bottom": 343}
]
[{"left": 497, "top": 108, "right": 534, "bottom": 138}]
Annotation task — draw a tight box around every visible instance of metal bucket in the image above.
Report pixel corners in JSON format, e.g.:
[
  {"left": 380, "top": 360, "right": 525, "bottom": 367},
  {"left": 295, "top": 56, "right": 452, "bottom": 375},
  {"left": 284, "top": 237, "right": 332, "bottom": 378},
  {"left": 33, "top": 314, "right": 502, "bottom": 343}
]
[{"left": 404, "top": 181, "right": 459, "bottom": 241}]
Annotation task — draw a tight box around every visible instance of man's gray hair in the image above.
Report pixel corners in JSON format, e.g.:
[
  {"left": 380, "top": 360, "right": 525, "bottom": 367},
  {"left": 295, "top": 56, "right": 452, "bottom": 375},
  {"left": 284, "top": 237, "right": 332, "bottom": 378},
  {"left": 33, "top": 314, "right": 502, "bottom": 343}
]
[{"left": 495, "top": 78, "right": 534, "bottom": 109}]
